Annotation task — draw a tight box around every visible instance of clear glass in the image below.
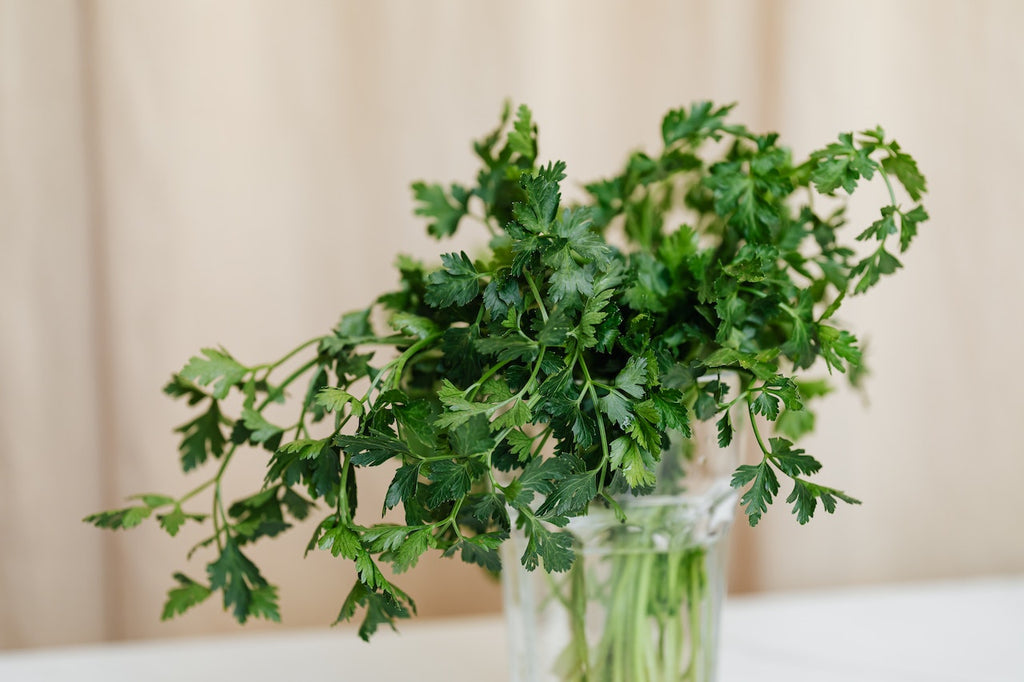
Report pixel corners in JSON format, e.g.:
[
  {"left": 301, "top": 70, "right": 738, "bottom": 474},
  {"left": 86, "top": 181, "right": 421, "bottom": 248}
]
[{"left": 501, "top": 394, "right": 742, "bottom": 682}]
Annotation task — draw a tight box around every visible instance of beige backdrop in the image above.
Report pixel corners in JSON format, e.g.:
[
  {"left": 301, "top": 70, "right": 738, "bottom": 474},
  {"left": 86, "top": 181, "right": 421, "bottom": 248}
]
[{"left": 2, "top": 0, "right": 1022, "bottom": 650}]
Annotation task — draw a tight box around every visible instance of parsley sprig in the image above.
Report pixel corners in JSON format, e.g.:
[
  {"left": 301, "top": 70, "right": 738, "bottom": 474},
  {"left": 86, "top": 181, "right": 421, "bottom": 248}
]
[{"left": 86, "top": 102, "right": 927, "bottom": 637}]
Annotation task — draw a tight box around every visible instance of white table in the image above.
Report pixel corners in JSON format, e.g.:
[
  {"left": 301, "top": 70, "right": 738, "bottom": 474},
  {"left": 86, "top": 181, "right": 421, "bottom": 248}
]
[{"left": 2, "top": 576, "right": 1021, "bottom": 681}]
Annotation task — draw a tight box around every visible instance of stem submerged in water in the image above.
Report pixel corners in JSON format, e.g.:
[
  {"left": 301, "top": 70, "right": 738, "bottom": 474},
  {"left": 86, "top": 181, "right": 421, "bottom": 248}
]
[{"left": 549, "top": 505, "right": 720, "bottom": 682}]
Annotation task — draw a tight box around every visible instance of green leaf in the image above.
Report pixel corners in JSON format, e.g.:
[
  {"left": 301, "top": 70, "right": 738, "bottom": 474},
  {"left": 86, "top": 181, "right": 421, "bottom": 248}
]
[
  {"left": 882, "top": 148, "right": 927, "bottom": 201},
  {"left": 787, "top": 479, "right": 818, "bottom": 524},
  {"left": 265, "top": 438, "right": 328, "bottom": 487},
  {"left": 163, "top": 375, "right": 208, "bottom": 406},
  {"left": 434, "top": 378, "right": 491, "bottom": 430},
  {"left": 241, "top": 407, "right": 283, "bottom": 445},
  {"left": 856, "top": 206, "right": 898, "bottom": 242},
  {"left": 752, "top": 391, "right": 780, "bottom": 420},
  {"left": 206, "top": 539, "right": 279, "bottom": 623},
  {"left": 818, "top": 325, "right": 862, "bottom": 374},
  {"left": 786, "top": 479, "right": 860, "bottom": 524},
  {"left": 482, "top": 272, "right": 523, "bottom": 320},
  {"left": 536, "top": 472, "right": 597, "bottom": 518},
  {"left": 731, "top": 460, "right": 779, "bottom": 527},
  {"left": 384, "top": 464, "right": 420, "bottom": 511},
  {"left": 769, "top": 437, "right": 822, "bottom": 477},
  {"left": 161, "top": 573, "right": 212, "bottom": 620},
  {"left": 661, "top": 101, "right": 736, "bottom": 145},
  {"left": 609, "top": 436, "right": 656, "bottom": 489},
  {"left": 335, "top": 433, "right": 410, "bottom": 467},
  {"left": 537, "top": 307, "right": 574, "bottom": 346},
  {"left": 157, "top": 507, "right": 187, "bottom": 537},
  {"left": 315, "top": 387, "right": 364, "bottom": 416},
  {"left": 625, "top": 400, "right": 662, "bottom": 452},
  {"left": 83, "top": 505, "right": 152, "bottom": 530},
  {"left": 424, "top": 252, "right": 481, "bottom": 308},
  {"left": 335, "top": 309, "right": 373, "bottom": 340},
  {"left": 248, "top": 584, "right": 281, "bottom": 622},
  {"left": 412, "top": 181, "right": 469, "bottom": 239},
  {"left": 507, "top": 104, "right": 537, "bottom": 161},
  {"left": 517, "top": 512, "right": 575, "bottom": 573},
  {"left": 614, "top": 355, "right": 648, "bottom": 399},
  {"left": 389, "top": 311, "right": 438, "bottom": 340},
  {"left": 227, "top": 488, "right": 290, "bottom": 545},
  {"left": 318, "top": 521, "right": 363, "bottom": 559},
  {"left": 810, "top": 133, "right": 875, "bottom": 195},
  {"left": 492, "top": 398, "right": 531, "bottom": 431},
  {"left": 515, "top": 456, "right": 577, "bottom": 504},
  {"left": 449, "top": 414, "right": 495, "bottom": 457},
  {"left": 281, "top": 487, "right": 314, "bottom": 521},
  {"left": 703, "top": 347, "right": 776, "bottom": 381},
  {"left": 334, "top": 581, "right": 412, "bottom": 641},
  {"left": 598, "top": 391, "right": 632, "bottom": 428},
  {"left": 179, "top": 348, "right": 247, "bottom": 400},
  {"left": 473, "top": 334, "right": 539, "bottom": 364},
  {"left": 391, "top": 527, "right": 434, "bottom": 573},
  {"left": 423, "top": 460, "right": 473, "bottom": 508},
  {"left": 716, "top": 412, "right": 733, "bottom": 447},
  {"left": 548, "top": 262, "right": 594, "bottom": 304},
  {"left": 512, "top": 161, "right": 565, "bottom": 234},
  {"left": 774, "top": 408, "right": 816, "bottom": 440},
  {"left": 130, "top": 493, "right": 175, "bottom": 508},
  {"left": 458, "top": 535, "right": 503, "bottom": 573},
  {"left": 175, "top": 400, "right": 226, "bottom": 471},
  {"left": 899, "top": 205, "right": 929, "bottom": 253},
  {"left": 651, "top": 389, "right": 692, "bottom": 437},
  {"left": 506, "top": 430, "right": 536, "bottom": 462},
  {"left": 362, "top": 525, "right": 410, "bottom": 554}
]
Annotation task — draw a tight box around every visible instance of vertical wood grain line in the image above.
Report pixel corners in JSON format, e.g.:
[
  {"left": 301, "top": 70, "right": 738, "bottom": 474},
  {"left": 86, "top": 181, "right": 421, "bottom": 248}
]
[
  {"left": 76, "top": 0, "right": 123, "bottom": 641},
  {"left": 757, "top": 1, "right": 784, "bottom": 132},
  {"left": 727, "top": 3, "right": 787, "bottom": 595}
]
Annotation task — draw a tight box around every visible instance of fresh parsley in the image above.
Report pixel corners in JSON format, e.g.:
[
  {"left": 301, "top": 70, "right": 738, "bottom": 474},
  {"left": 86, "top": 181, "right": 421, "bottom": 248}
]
[{"left": 85, "top": 102, "right": 927, "bottom": 638}]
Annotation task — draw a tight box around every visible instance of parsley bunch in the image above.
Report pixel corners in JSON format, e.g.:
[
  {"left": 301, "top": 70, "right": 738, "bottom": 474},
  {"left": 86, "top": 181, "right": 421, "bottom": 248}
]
[{"left": 86, "top": 102, "right": 927, "bottom": 638}]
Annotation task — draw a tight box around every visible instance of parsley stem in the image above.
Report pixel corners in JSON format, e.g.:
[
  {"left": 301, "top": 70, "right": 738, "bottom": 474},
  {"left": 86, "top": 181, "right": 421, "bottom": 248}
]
[
  {"left": 468, "top": 356, "right": 515, "bottom": 400},
  {"left": 876, "top": 161, "right": 899, "bottom": 208},
  {"left": 257, "top": 337, "right": 321, "bottom": 376},
  {"left": 530, "top": 426, "right": 553, "bottom": 460},
  {"left": 339, "top": 456, "right": 351, "bottom": 523},
  {"left": 388, "top": 332, "right": 443, "bottom": 391},
  {"left": 178, "top": 476, "right": 216, "bottom": 505},
  {"left": 578, "top": 354, "right": 611, "bottom": 488},
  {"left": 523, "top": 270, "right": 549, "bottom": 323},
  {"left": 259, "top": 358, "right": 319, "bottom": 410},
  {"left": 747, "top": 402, "right": 771, "bottom": 459},
  {"left": 521, "top": 346, "right": 546, "bottom": 397}
]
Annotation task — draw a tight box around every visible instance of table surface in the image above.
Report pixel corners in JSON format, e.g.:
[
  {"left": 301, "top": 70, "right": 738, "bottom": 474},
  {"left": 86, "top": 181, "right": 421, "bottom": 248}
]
[{"left": 2, "top": 576, "right": 1021, "bottom": 682}]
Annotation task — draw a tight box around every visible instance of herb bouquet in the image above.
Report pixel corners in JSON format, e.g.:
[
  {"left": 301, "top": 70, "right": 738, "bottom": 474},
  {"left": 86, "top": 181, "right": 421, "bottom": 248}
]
[{"left": 87, "top": 102, "right": 927, "bottom": 682}]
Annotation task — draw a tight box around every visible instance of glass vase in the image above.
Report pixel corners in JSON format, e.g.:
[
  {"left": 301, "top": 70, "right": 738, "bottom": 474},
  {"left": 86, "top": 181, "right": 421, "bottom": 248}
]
[{"left": 501, "top": 406, "right": 741, "bottom": 682}]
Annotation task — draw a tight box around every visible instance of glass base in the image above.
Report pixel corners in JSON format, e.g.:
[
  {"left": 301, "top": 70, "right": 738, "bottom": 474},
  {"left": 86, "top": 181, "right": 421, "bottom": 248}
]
[{"left": 502, "top": 481, "right": 737, "bottom": 682}]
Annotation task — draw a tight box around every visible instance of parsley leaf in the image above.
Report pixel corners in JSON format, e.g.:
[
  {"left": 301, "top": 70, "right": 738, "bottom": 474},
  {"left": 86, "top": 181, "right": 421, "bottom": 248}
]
[
  {"left": 179, "top": 348, "right": 248, "bottom": 400},
  {"left": 731, "top": 460, "right": 779, "bottom": 527},
  {"left": 425, "top": 252, "right": 481, "bottom": 308},
  {"left": 161, "top": 573, "right": 212, "bottom": 620},
  {"left": 412, "top": 182, "right": 470, "bottom": 239},
  {"left": 207, "top": 539, "right": 280, "bottom": 623}
]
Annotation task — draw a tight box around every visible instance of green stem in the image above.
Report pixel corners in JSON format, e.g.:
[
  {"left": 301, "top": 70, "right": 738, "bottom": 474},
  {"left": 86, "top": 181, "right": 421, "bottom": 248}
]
[
  {"left": 747, "top": 401, "right": 771, "bottom": 458},
  {"left": 178, "top": 476, "right": 216, "bottom": 505},
  {"left": 388, "top": 333, "right": 443, "bottom": 391},
  {"left": 578, "top": 355, "right": 610, "bottom": 489},
  {"left": 569, "top": 558, "right": 590, "bottom": 680},
  {"left": 524, "top": 270, "right": 549, "bottom": 323},
  {"left": 251, "top": 337, "right": 321, "bottom": 383},
  {"left": 258, "top": 358, "right": 319, "bottom": 410},
  {"left": 338, "top": 455, "right": 352, "bottom": 523}
]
